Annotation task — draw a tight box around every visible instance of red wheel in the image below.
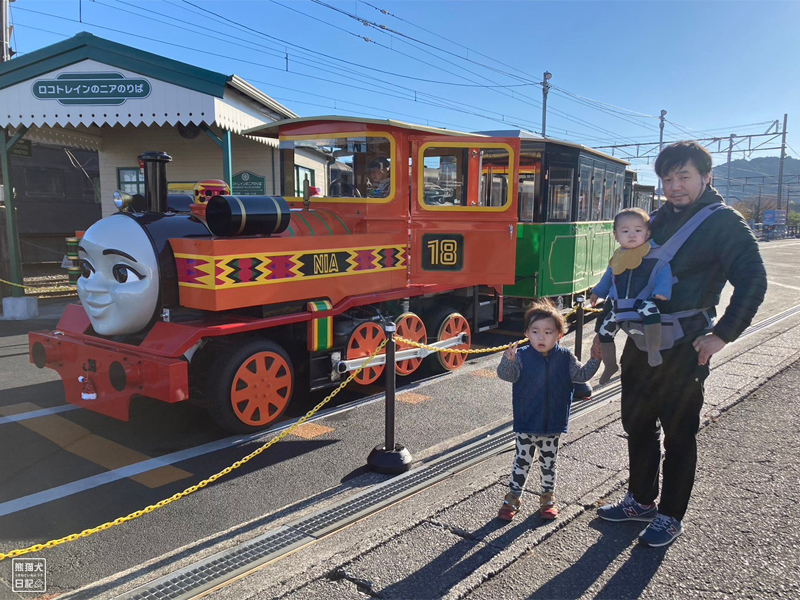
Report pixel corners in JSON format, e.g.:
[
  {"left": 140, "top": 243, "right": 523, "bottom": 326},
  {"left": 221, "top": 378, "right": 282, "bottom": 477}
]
[
  {"left": 346, "top": 322, "right": 386, "bottom": 385},
  {"left": 394, "top": 312, "right": 427, "bottom": 376},
  {"left": 428, "top": 308, "right": 471, "bottom": 372},
  {"left": 206, "top": 339, "right": 293, "bottom": 433}
]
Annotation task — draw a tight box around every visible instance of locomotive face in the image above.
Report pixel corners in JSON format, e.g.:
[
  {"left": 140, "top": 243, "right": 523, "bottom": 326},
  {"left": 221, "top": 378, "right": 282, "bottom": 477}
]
[{"left": 76, "top": 215, "right": 160, "bottom": 336}]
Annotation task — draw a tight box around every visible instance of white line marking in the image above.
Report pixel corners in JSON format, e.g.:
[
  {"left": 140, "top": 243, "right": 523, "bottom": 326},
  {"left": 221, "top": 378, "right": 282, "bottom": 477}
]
[
  {"left": 0, "top": 409, "right": 337, "bottom": 517},
  {"left": 0, "top": 404, "right": 79, "bottom": 425},
  {"left": 0, "top": 436, "right": 253, "bottom": 517},
  {"left": 4, "top": 303, "right": 800, "bottom": 518},
  {"left": 766, "top": 280, "right": 800, "bottom": 292}
]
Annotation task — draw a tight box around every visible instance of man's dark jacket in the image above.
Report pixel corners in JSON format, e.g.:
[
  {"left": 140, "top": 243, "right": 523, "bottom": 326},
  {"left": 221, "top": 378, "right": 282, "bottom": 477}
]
[{"left": 648, "top": 186, "right": 767, "bottom": 345}]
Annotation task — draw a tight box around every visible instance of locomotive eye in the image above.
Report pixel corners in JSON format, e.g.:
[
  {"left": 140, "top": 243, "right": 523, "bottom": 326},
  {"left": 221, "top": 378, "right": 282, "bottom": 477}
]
[
  {"left": 80, "top": 259, "right": 95, "bottom": 278},
  {"left": 112, "top": 264, "right": 144, "bottom": 284}
]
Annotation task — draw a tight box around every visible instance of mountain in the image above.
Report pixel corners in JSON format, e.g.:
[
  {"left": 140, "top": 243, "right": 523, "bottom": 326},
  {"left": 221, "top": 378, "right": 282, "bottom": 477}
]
[{"left": 713, "top": 155, "right": 800, "bottom": 203}]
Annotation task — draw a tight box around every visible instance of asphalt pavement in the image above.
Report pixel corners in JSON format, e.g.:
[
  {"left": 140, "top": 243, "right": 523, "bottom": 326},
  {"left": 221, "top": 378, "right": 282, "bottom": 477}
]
[
  {"left": 3, "top": 288, "right": 800, "bottom": 600},
  {"left": 37, "top": 295, "right": 798, "bottom": 600}
]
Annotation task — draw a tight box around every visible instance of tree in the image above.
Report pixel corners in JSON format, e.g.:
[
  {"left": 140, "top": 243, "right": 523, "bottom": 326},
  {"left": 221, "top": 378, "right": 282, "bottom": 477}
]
[{"left": 728, "top": 194, "right": 778, "bottom": 223}]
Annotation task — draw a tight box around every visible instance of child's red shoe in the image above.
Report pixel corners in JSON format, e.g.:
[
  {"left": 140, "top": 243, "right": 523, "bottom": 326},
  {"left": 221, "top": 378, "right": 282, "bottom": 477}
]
[
  {"left": 540, "top": 492, "right": 558, "bottom": 520},
  {"left": 498, "top": 492, "right": 521, "bottom": 521}
]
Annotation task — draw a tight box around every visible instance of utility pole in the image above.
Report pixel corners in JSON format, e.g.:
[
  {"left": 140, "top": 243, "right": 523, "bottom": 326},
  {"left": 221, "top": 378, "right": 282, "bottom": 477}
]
[
  {"left": 0, "top": 0, "right": 13, "bottom": 63},
  {"left": 541, "top": 71, "right": 551, "bottom": 138},
  {"left": 725, "top": 134, "right": 734, "bottom": 202},
  {"left": 777, "top": 113, "right": 788, "bottom": 211},
  {"left": 757, "top": 185, "right": 762, "bottom": 224},
  {"left": 656, "top": 109, "right": 666, "bottom": 203}
]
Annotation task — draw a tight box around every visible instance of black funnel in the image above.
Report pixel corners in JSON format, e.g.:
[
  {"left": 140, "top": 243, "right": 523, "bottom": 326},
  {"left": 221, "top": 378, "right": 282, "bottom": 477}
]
[{"left": 138, "top": 151, "right": 172, "bottom": 212}]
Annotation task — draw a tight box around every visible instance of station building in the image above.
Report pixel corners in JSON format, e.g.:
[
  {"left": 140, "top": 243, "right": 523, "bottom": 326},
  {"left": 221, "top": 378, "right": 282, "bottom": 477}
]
[{"left": 0, "top": 32, "right": 297, "bottom": 279}]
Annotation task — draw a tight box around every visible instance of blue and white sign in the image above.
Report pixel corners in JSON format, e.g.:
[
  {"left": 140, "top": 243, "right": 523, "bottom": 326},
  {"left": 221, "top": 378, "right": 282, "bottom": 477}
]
[
  {"left": 763, "top": 210, "right": 786, "bottom": 226},
  {"left": 33, "top": 72, "right": 151, "bottom": 105}
]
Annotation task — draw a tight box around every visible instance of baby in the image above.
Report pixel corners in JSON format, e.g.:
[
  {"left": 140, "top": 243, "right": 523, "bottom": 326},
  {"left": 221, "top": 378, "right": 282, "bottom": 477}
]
[{"left": 590, "top": 208, "right": 672, "bottom": 384}]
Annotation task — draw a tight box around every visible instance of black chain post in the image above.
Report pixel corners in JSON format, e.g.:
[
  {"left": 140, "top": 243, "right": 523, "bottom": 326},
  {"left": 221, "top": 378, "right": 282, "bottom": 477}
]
[
  {"left": 367, "top": 322, "right": 412, "bottom": 473},
  {"left": 573, "top": 295, "right": 592, "bottom": 400},
  {"left": 574, "top": 295, "right": 585, "bottom": 361}
]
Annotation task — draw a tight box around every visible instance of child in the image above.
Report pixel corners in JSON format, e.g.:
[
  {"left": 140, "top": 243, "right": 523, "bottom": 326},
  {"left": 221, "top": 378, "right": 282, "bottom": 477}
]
[
  {"left": 590, "top": 208, "right": 672, "bottom": 384},
  {"left": 497, "top": 299, "right": 601, "bottom": 521}
]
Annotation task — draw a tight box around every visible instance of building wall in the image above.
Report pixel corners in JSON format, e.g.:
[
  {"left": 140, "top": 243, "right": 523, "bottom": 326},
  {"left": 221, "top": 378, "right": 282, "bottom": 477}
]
[{"left": 98, "top": 124, "right": 279, "bottom": 216}]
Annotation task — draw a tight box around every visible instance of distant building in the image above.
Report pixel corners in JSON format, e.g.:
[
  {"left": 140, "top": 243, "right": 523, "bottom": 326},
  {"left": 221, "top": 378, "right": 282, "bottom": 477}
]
[{"left": 0, "top": 32, "right": 297, "bottom": 265}]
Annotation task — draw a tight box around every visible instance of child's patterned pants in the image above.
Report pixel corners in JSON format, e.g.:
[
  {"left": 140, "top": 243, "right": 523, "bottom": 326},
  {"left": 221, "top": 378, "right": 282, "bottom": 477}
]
[{"left": 508, "top": 433, "right": 560, "bottom": 497}]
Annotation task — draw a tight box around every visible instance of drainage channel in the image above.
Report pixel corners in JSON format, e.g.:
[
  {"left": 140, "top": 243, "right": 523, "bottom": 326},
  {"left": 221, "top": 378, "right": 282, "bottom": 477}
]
[
  {"left": 738, "top": 303, "right": 800, "bottom": 337},
  {"left": 112, "top": 304, "right": 800, "bottom": 600}
]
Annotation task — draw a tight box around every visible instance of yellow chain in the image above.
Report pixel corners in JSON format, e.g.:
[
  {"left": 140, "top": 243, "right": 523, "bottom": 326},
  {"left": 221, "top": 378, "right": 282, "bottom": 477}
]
[
  {"left": 0, "top": 276, "right": 76, "bottom": 292},
  {"left": 0, "top": 300, "right": 605, "bottom": 559},
  {"left": 394, "top": 335, "right": 527, "bottom": 354},
  {"left": 0, "top": 337, "right": 389, "bottom": 561}
]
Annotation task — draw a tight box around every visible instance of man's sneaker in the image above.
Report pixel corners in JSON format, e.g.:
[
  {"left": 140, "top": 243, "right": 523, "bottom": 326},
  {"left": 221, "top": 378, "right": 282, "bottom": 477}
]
[
  {"left": 597, "top": 492, "right": 657, "bottom": 522},
  {"left": 639, "top": 513, "right": 683, "bottom": 547}
]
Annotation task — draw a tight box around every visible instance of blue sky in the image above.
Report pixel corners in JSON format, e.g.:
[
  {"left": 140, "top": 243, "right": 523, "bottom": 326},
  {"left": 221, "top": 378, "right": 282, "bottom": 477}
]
[{"left": 8, "top": 0, "right": 800, "bottom": 186}]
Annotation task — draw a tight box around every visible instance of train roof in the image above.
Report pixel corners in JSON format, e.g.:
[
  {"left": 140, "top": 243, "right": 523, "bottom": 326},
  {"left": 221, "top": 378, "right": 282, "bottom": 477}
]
[
  {"left": 245, "top": 116, "right": 480, "bottom": 138},
  {"left": 476, "top": 130, "right": 630, "bottom": 165}
]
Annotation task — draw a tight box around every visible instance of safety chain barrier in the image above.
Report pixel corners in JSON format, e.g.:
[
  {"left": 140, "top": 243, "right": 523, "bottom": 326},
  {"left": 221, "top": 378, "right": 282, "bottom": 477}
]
[
  {"left": 563, "top": 304, "right": 603, "bottom": 319},
  {"left": 0, "top": 338, "right": 389, "bottom": 561},
  {"left": 0, "top": 276, "right": 77, "bottom": 293},
  {"left": 395, "top": 336, "right": 526, "bottom": 355},
  {"left": 0, "top": 299, "right": 603, "bottom": 559}
]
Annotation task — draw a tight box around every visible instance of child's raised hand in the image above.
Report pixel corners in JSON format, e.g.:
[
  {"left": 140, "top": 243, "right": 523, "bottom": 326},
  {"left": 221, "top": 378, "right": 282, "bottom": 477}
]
[
  {"left": 590, "top": 293, "right": 599, "bottom": 307},
  {"left": 504, "top": 341, "right": 519, "bottom": 360}
]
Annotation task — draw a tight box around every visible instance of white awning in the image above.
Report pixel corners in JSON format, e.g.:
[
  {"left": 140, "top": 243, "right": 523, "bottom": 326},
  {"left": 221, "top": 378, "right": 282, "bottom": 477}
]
[{"left": 2, "top": 60, "right": 283, "bottom": 147}]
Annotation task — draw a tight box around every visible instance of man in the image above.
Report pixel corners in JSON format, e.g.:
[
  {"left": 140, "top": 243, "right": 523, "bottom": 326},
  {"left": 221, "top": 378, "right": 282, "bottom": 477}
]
[
  {"left": 367, "top": 158, "right": 391, "bottom": 198},
  {"left": 597, "top": 141, "right": 767, "bottom": 547}
]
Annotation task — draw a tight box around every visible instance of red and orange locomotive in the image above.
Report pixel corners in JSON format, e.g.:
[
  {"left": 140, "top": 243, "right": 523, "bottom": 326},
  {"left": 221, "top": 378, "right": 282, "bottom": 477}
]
[{"left": 29, "top": 117, "right": 520, "bottom": 432}]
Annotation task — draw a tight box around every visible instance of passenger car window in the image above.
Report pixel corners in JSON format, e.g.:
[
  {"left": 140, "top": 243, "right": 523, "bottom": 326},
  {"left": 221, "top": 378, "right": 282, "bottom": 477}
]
[
  {"left": 280, "top": 134, "right": 394, "bottom": 201},
  {"left": 420, "top": 145, "right": 512, "bottom": 210}
]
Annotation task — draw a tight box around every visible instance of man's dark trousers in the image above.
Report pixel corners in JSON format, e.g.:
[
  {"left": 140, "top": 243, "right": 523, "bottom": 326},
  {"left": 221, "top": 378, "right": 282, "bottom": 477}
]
[{"left": 620, "top": 337, "right": 710, "bottom": 520}]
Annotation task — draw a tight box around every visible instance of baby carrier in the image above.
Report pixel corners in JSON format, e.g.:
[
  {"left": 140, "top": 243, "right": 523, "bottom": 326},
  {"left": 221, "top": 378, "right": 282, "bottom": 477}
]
[{"left": 617, "top": 202, "right": 724, "bottom": 351}]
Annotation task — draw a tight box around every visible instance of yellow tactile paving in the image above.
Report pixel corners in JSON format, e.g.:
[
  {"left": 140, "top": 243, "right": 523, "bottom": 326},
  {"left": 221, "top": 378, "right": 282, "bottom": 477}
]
[
  {"left": 290, "top": 422, "right": 334, "bottom": 439},
  {"left": 471, "top": 369, "right": 497, "bottom": 378},
  {"left": 396, "top": 392, "right": 431, "bottom": 404},
  {"left": 0, "top": 403, "right": 192, "bottom": 488}
]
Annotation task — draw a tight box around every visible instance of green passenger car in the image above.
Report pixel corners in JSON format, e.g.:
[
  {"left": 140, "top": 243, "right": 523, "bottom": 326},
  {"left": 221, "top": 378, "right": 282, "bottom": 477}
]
[
  {"left": 506, "top": 221, "right": 616, "bottom": 298},
  {"left": 479, "top": 131, "right": 634, "bottom": 303}
]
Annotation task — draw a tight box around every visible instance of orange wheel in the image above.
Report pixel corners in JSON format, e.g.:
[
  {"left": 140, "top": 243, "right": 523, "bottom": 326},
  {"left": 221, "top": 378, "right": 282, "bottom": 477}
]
[
  {"left": 430, "top": 309, "right": 471, "bottom": 372},
  {"left": 346, "top": 322, "right": 386, "bottom": 385},
  {"left": 394, "top": 312, "right": 427, "bottom": 376},
  {"left": 207, "top": 339, "right": 294, "bottom": 433}
]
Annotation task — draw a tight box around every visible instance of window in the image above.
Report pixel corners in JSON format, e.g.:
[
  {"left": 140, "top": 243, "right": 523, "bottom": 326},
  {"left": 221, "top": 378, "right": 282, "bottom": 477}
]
[
  {"left": 547, "top": 166, "right": 573, "bottom": 222},
  {"left": 517, "top": 152, "right": 541, "bottom": 222},
  {"left": 118, "top": 167, "right": 145, "bottom": 195},
  {"left": 591, "top": 166, "right": 604, "bottom": 221},
  {"left": 614, "top": 172, "right": 624, "bottom": 216},
  {"left": 577, "top": 163, "right": 592, "bottom": 221},
  {"left": 423, "top": 151, "right": 462, "bottom": 206},
  {"left": 421, "top": 145, "right": 512, "bottom": 209},
  {"left": 294, "top": 165, "right": 315, "bottom": 196},
  {"left": 24, "top": 168, "right": 64, "bottom": 197},
  {"left": 280, "top": 134, "right": 393, "bottom": 200},
  {"left": 602, "top": 170, "right": 615, "bottom": 220}
]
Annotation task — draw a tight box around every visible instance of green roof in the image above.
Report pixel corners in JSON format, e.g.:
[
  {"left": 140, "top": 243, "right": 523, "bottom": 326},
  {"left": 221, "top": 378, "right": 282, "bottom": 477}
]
[{"left": 0, "top": 32, "right": 229, "bottom": 97}]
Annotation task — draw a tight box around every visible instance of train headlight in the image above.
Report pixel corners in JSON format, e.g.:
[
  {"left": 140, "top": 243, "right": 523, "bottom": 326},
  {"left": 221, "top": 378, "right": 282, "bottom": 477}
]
[{"left": 113, "top": 190, "right": 133, "bottom": 211}]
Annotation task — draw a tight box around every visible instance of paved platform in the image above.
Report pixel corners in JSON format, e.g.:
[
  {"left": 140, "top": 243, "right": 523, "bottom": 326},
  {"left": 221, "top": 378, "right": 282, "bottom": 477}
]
[
  {"left": 194, "top": 362, "right": 799, "bottom": 600},
  {"left": 47, "top": 303, "right": 800, "bottom": 600}
]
